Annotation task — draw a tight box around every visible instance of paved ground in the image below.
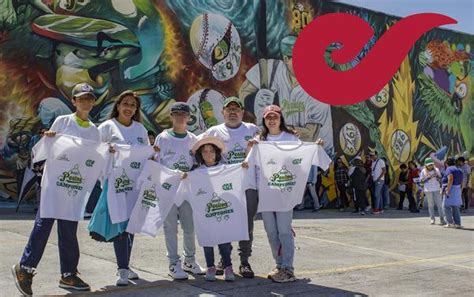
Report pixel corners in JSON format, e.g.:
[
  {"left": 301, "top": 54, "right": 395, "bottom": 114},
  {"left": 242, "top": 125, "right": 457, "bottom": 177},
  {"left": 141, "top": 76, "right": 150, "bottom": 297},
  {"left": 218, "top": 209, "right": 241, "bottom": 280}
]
[{"left": 1, "top": 205, "right": 473, "bottom": 296}]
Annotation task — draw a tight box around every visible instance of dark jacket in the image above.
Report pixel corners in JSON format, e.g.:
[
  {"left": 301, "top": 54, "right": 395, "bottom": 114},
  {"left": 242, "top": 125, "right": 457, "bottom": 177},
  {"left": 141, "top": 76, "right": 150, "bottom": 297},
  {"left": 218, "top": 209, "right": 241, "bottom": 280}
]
[{"left": 350, "top": 166, "right": 367, "bottom": 191}]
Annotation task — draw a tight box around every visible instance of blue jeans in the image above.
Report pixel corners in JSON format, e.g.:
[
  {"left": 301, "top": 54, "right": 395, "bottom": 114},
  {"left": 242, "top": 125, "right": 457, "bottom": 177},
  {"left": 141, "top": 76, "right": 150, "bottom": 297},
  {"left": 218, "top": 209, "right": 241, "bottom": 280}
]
[
  {"left": 203, "top": 243, "right": 232, "bottom": 268},
  {"left": 114, "top": 233, "right": 134, "bottom": 269},
  {"left": 20, "top": 208, "right": 79, "bottom": 275},
  {"left": 373, "top": 181, "right": 384, "bottom": 210},
  {"left": 444, "top": 205, "right": 461, "bottom": 225},
  {"left": 382, "top": 184, "right": 390, "bottom": 208},
  {"left": 163, "top": 201, "right": 196, "bottom": 265},
  {"left": 262, "top": 210, "right": 294, "bottom": 271}
]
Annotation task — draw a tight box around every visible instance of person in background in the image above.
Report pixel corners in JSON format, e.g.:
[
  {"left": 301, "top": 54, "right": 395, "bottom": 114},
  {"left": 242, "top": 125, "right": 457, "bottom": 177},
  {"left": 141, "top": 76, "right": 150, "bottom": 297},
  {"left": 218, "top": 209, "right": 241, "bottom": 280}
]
[
  {"left": 369, "top": 151, "right": 386, "bottom": 214},
  {"left": 407, "top": 161, "right": 420, "bottom": 213},
  {"left": 397, "top": 164, "right": 410, "bottom": 210},
  {"left": 381, "top": 157, "right": 391, "bottom": 209},
  {"left": 147, "top": 130, "right": 157, "bottom": 146},
  {"left": 420, "top": 158, "right": 445, "bottom": 225},
  {"left": 457, "top": 156, "right": 471, "bottom": 212},
  {"left": 442, "top": 157, "right": 464, "bottom": 228},
  {"left": 334, "top": 157, "right": 350, "bottom": 212},
  {"left": 349, "top": 156, "right": 368, "bottom": 215}
]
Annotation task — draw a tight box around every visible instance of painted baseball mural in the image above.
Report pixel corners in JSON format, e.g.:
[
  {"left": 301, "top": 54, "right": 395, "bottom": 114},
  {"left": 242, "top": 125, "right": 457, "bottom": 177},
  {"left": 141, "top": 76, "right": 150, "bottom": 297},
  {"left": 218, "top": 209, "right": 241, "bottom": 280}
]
[{"left": 0, "top": 0, "right": 472, "bottom": 206}]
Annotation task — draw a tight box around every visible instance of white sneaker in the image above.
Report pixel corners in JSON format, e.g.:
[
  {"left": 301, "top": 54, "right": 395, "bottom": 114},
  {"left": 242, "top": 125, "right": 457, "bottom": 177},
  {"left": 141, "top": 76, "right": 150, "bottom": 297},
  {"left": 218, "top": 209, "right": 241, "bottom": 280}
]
[
  {"left": 169, "top": 262, "right": 188, "bottom": 280},
  {"left": 430, "top": 219, "right": 435, "bottom": 225},
  {"left": 116, "top": 269, "right": 129, "bottom": 286},
  {"left": 182, "top": 260, "right": 206, "bottom": 275},
  {"left": 128, "top": 268, "right": 139, "bottom": 280}
]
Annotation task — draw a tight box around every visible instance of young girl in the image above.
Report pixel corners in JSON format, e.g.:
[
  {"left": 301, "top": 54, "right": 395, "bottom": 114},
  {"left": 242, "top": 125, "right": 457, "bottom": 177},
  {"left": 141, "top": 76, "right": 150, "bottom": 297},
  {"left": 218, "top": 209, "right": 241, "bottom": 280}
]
[
  {"left": 94, "top": 90, "right": 150, "bottom": 286},
  {"left": 189, "top": 136, "right": 235, "bottom": 282},
  {"left": 12, "top": 83, "right": 99, "bottom": 295}
]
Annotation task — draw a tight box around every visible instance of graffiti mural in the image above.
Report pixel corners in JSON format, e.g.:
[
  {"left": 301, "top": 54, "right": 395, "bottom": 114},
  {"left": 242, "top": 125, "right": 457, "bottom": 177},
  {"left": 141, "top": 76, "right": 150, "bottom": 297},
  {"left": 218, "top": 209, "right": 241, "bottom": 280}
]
[{"left": 0, "top": 0, "right": 472, "bottom": 204}]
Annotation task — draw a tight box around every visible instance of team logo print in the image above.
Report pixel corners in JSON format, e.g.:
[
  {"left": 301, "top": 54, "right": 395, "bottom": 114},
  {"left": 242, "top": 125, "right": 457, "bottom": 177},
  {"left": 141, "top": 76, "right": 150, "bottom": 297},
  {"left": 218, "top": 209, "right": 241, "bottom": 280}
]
[
  {"left": 141, "top": 184, "right": 158, "bottom": 209},
  {"left": 137, "top": 137, "right": 144, "bottom": 144},
  {"left": 162, "top": 182, "right": 172, "bottom": 190},
  {"left": 266, "top": 159, "right": 277, "bottom": 165},
  {"left": 130, "top": 161, "right": 141, "bottom": 169},
  {"left": 244, "top": 135, "right": 253, "bottom": 141},
  {"left": 172, "top": 155, "right": 190, "bottom": 171},
  {"left": 205, "top": 192, "right": 234, "bottom": 222},
  {"left": 226, "top": 143, "right": 246, "bottom": 164},
  {"left": 57, "top": 164, "right": 84, "bottom": 196},
  {"left": 292, "top": 158, "right": 302, "bottom": 165},
  {"left": 57, "top": 154, "right": 70, "bottom": 162},
  {"left": 197, "top": 188, "right": 207, "bottom": 196},
  {"left": 114, "top": 168, "right": 133, "bottom": 194},
  {"left": 85, "top": 159, "right": 95, "bottom": 167},
  {"left": 222, "top": 183, "right": 233, "bottom": 191},
  {"left": 164, "top": 149, "right": 176, "bottom": 156},
  {"left": 269, "top": 166, "right": 297, "bottom": 192}
]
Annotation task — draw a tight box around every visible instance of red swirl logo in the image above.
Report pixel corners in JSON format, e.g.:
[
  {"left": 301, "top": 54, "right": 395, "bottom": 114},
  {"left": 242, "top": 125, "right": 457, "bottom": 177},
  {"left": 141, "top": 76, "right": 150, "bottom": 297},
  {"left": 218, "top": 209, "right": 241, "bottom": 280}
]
[{"left": 293, "top": 13, "right": 457, "bottom": 105}]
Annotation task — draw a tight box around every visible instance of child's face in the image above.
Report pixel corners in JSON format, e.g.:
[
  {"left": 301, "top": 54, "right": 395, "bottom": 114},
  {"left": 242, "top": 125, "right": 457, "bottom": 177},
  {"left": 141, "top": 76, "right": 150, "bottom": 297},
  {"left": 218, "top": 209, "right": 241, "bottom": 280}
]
[{"left": 202, "top": 144, "right": 217, "bottom": 165}]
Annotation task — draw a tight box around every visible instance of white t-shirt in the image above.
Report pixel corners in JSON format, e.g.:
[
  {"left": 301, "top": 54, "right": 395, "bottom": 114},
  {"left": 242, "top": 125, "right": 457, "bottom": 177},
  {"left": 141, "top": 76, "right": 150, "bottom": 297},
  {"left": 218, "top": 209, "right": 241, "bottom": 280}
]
[
  {"left": 204, "top": 123, "right": 259, "bottom": 164},
  {"left": 371, "top": 158, "right": 386, "bottom": 181},
  {"left": 420, "top": 168, "right": 441, "bottom": 192},
  {"left": 33, "top": 134, "right": 108, "bottom": 221},
  {"left": 246, "top": 142, "right": 331, "bottom": 212},
  {"left": 50, "top": 114, "right": 100, "bottom": 141},
  {"left": 98, "top": 118, "right": 149, "bottom": 145},
  {"left": 176, "top": 164, "right": 249, "bottom": 247},
  {"left": 126, "top": 161, "right": 182, "bottom": 237},
  {"left": 106, "top": 144, "right": 155, "bottom": 223},
  {"left": 154, "top": 130, "right": 197, "bottom": 172}
]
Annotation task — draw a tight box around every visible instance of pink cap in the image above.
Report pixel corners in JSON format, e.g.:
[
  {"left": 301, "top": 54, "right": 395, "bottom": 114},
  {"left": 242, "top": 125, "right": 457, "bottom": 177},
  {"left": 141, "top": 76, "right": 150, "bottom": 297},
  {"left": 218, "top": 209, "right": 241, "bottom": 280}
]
[{"left": 263, "top": 105, "right": 281, "bottom": 118}]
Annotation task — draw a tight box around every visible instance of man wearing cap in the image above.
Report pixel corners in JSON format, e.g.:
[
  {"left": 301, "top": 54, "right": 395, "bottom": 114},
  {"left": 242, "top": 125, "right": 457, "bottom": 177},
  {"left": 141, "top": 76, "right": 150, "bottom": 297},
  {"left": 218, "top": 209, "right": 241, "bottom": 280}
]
[
  {"left": 203, "top": 96, "right": 260, "bottom": 278},
  {"left": 12, "top": 83, "right": 99, "bottom": 295},
  {"left": 153, "top": 102, "right": 206, "bottom": 280},
  {"left": 420, "top": 158, "right": 445, "bottom": 225},
  {"left": 239, "top": 35, "right": 333, "bottom": 154}
]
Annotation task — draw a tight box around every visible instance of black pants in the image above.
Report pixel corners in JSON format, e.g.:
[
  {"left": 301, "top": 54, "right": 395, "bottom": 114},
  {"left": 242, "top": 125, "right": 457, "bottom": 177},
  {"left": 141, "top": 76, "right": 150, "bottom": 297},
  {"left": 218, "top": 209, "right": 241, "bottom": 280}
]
[
  {"left": 337, "top": 183, "right": 349, "bottom": 208},
  {"left": 462, "top": 188, "right": 470, "bottom": 209},
  {"left": 398, "top": 190, "right": 417, "bottom": 211},
  {"left": 354, "top": 189, "right": 367, "bottom": 212}
]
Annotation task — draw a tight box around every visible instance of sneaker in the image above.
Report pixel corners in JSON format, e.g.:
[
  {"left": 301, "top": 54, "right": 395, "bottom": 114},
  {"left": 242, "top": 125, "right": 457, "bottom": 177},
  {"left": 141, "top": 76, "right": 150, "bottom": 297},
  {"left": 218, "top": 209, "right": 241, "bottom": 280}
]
[
  {"left": 359, "top": 211, "right": 366, "bottom": 216},
  {"left": 116, "top": 269, "right": 128, "bottom": 286},
  {"left": 59, "top": 273, "right": 90, "bottom": 291},
  {"left": 267, "top": 267, "right": 281, "bottom": 279},
  {"left": 430, "top": 219, "right": 435, "bottom": 225},
  {"left": 239, "top": 263, "right": 255, "bottom": 278},
  {"left": 11, "top": 264, "right": 34, "bottom": 296},
  {"left": 443, "top": 224, "right": 455, "bottom": 228},
  {"left": 439, "top": 220, "right": 447, "bottom": 226},
  {"left": 312, "top": 208, "right": 320, "bottom": 213},
  {"left": 224, "top": 266, "right": 235, "bottom": 282},
  {"left": 272, "top": 268, "right": 296, "bottom": 283},
  {"left": 205, "top": 266, "right": 217, "bottom": 282},
  {"left": 454, "top": 224, "right": 463, "bottom": 229},
  {"left": 128, "top": 268, "right": 139, "bottom": 280},
  {"left": 182, "top": 260, "right": 206, "bottom": 275},
  {"left": 168, "top": 262, "right": 188, "bottom": 280},
  {"left": 216, "top": 259, "right": 224, "bottom": 276}
]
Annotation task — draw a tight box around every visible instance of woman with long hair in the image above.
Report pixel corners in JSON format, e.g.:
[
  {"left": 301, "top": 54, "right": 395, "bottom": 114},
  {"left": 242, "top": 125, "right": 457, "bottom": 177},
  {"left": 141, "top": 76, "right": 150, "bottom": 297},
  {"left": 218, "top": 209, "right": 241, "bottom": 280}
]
[{"left": 93, "top": 90, "right": 149, "bottom": 286}]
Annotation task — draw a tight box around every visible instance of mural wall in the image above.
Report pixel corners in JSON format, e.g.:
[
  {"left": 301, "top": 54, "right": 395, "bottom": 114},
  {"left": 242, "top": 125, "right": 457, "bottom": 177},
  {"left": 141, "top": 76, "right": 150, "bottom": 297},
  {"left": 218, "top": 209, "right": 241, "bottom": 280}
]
[{"left": 0, "top": 0, "right": 472, "bottom": 203}]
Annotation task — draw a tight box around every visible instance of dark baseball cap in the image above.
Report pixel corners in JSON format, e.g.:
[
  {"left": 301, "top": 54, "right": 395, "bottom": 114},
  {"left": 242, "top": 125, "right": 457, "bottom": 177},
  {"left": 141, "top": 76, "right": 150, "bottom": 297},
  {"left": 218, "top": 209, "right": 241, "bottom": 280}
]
[
  {"left": 72, "top": 83, "right": 96, "bottom": 99},
  {"left": 170, "top": 102, "right": 190, "bottom": 114},
  {"left": 223, "top": 96, "right": 244, "bottom": 109}
]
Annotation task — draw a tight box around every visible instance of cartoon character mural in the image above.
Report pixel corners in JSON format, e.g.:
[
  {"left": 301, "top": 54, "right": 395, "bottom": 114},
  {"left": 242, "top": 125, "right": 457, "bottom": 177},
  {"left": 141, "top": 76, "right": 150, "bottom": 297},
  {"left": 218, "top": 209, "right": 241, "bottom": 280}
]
[{"left": 0, "top": 0, "right": 472, "bottom": 206}]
